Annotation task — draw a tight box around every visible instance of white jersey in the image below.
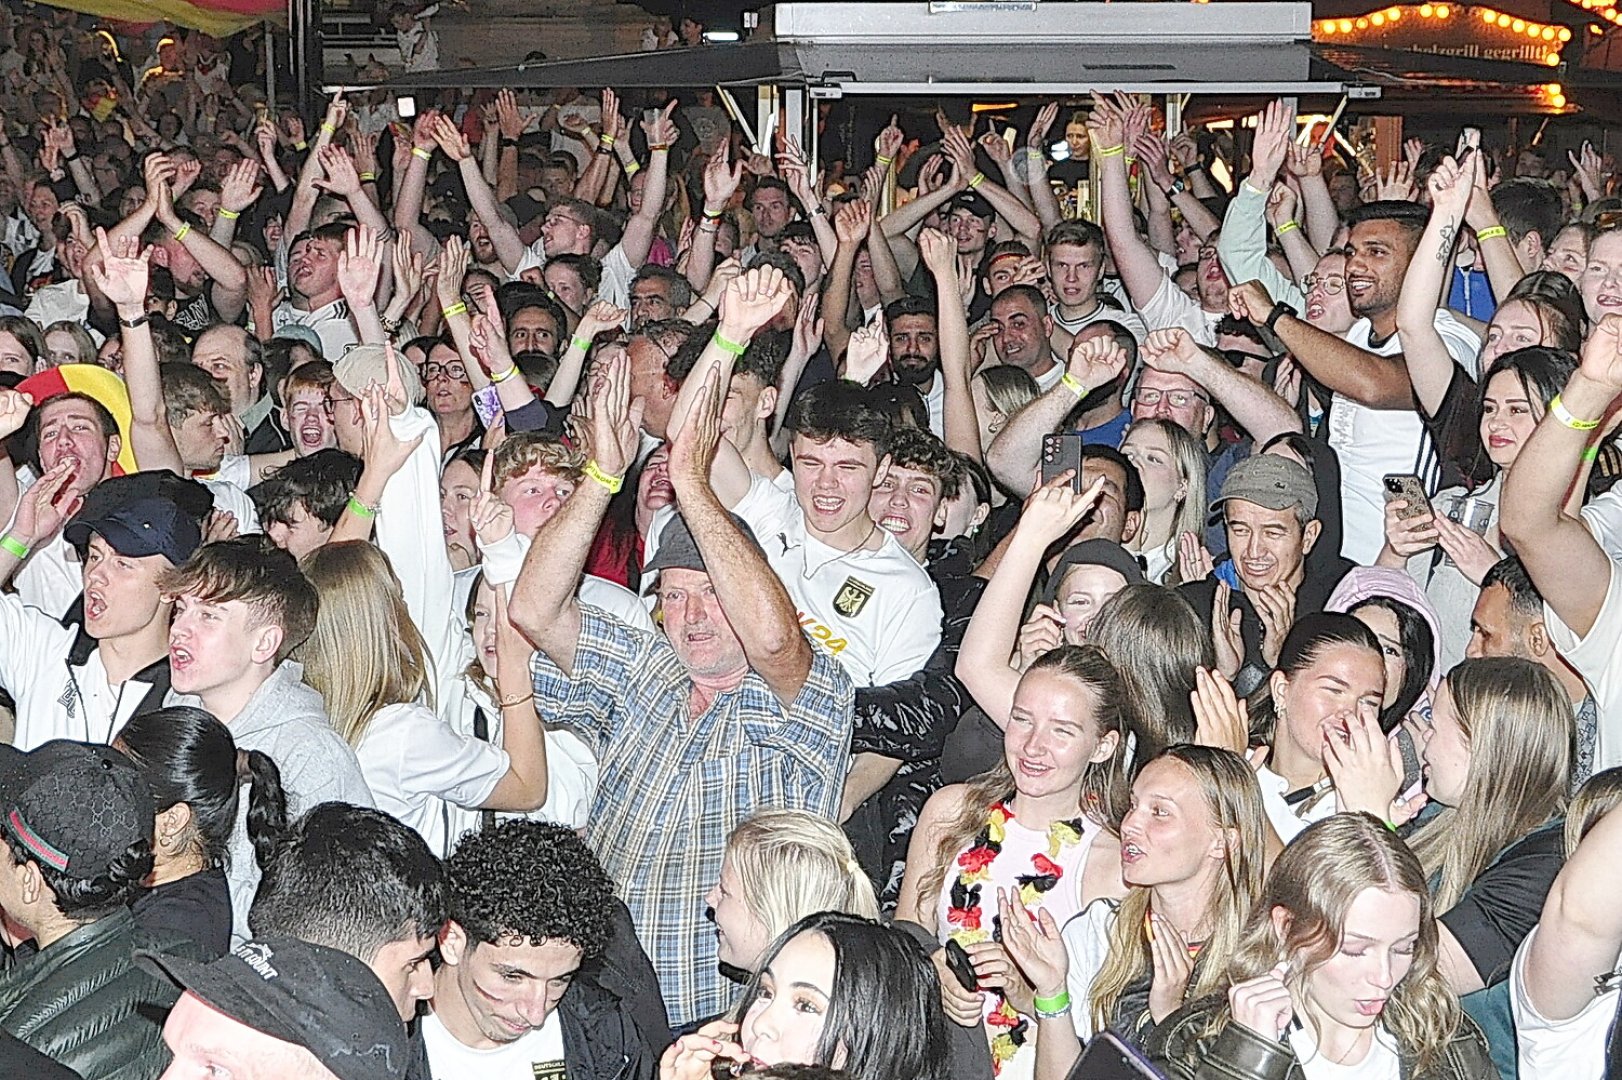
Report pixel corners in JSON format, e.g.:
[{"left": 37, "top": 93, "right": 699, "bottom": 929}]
[
  {"left": 731, "top": 473, "right": 942, "bottom": 687},
  {"left": 421, "top": 1006, "right": 566, "bottom": 1080}
]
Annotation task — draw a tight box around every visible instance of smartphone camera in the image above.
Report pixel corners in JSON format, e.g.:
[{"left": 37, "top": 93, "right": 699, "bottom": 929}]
[
  {"left": 396, "top": 95, "right": 417, "bottom": 119},
  {"left": 1049, "top": 140, "right": 1071, "bottom": 162}
]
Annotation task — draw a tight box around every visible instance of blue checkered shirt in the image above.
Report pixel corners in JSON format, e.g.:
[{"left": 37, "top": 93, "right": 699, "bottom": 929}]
[{"left": 531, "top": 606, "right": 853, "bottom": 1025}]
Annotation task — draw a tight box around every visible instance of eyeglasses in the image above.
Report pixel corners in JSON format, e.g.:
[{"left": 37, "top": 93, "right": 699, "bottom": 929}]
[
  {"left": 1134, "top": 387, "right": 1210, "bottom": 409},
  {"left": 1303, "top": 273, "right": 1345, "bottom": 295},
  {"left": 424, "top": 362, "right": 468, "bottom": 383}
]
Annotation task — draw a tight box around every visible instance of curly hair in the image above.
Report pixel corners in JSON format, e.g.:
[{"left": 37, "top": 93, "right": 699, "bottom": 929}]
[{"left": 446, "top": 820, "right": 615, "bottom": 957}]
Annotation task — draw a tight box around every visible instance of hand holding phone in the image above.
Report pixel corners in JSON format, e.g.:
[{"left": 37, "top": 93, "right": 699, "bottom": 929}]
[
  {"left": 1042, "top": 433, "right": 1086, "bottom": 493},
  {"left": 1381, "top": 474, "right": 1431, "bottom": 521}
]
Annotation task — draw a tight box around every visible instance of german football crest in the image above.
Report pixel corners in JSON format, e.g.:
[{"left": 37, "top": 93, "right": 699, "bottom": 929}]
[{"left": 832, "top": 576, "right": 874, "bottom": 618}]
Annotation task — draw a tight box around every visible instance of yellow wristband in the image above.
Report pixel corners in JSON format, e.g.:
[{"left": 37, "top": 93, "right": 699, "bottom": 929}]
[
  {"left": 583, "top": 459, "right": 624, "bottom": 494},
  {"left": 1060, "top": 372, "right": 1088, "bottom": 400},
  {"left": 570, "top": 334, "right": 593, "bottom": 353},
  {"left": 491, "top": 365, "right": 519, "bottom": 383},
  {"left": 441, "top": 302, "right": 468, "bottom": 319},
  {"left": 624, "top": 160, "right": 640, "bottom": 176},
  {"left": 1095, "top": 144, "right": 1126, "bottom": 158},
  {"left": 217, "top": 208, "right": 240, "bottom": 220},
  {"left": 969, "top": 171, "right": 986, "bottom": 189},
  {"left": 1276, "top": 220, "right": 1299, "bottom": 235},
  {"left": 1475, "top": 225, "right": 1508, "bottom": 242},
  {"left": 876, "top": 154, "right": 894, "bottom": 166},
  {"left": 320, "top": 122, "right": 336, "bottom": 136},
  {"left": 172, "top": 222, "right": 191, "bottom": 242},
  {"left": 1551, "top": 394, "right": 1602, "bottom": 431},
  {"left": 293, "top": 139, "right": 308, "bottom": 151},
  {"left": 359, "top": 171, "right": 377, "bottom": 182},
  {"left": 412, "top": 146, "right": 432, "bottom": 161}
]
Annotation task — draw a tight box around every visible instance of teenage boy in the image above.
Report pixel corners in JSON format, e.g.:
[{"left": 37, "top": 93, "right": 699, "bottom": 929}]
[{"left": 161, "top": 536, "right": 374, "bottom": 941}]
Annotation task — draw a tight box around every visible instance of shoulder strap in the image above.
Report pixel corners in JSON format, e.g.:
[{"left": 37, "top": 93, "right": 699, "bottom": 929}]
[{"left": 472, "top": 707, "right": 497, "bottom": 834}]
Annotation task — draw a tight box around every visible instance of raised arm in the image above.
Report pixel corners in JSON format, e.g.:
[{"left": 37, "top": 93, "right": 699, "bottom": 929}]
[
  {"left": 151, "top": 171, "right": 248, "bottom": 322},
  {"left": 820, "top": 199, "right": 870, "bottom": 361},
  {"left": 620, "top": 100, "right": 679, "bottom": 269},
  {"left": 1144, "top": 327, "right": 1301, "bottom": 445},
  {"left": 943, "top": 126, "right": 1040, "bottom": 248},
  {"left": 955, "top": 475, "right": 1105, "bottom": 724},
  {"left": 920, "top": 228, "right": 983, "bottom": 460},
  {"left": 315, "top": 144, "right": 391, "bottom": 239},
  {"left": 1397, "top": 152, "right": 1476, "bottom": 416},
  {"left": 547, "top": 299, "right": 625, "bottom": 407},
  {"left": 1024, "top": 105, "right": 1064, "bottom": 234},
  {"left": 87, "top": 229, "right": 183, "bottom": 475},
  {"left": 780, "top": 137, "right": 838, "bottom": 268},
  {"left": 669, "top": 360, "right": 815, "bottom": 706},
  {"left": 687, "top": 142, "right": 743, "bottom": 295},
  {"left": 1499, "top": 319, "right": 1622, "bottom": 638},
  {"left": 209, "top": 159, "right": 263, "bottom": 248},
  {"left": 1229, "top": 280, "right": 1412, "bottom": 408},
  {"left": 986, "top": 336, "right": 1129, "bottom": 497},
  {"left": 1521, "top": 801, "right": 1622, "bottom": 1023},
  {"left": 391, "top": 109, "right": 441, "bottom": 257},
  {"left": 1091, "top": 93, "right": 1167, "bottom": 310},
  {"left": 1464, "top": 153, "right": 1527, "bottom": 304},
  {"left": 285, "top": 94, "right": 347, "bottom": 243},
  {"left": 1287, "top": 142, "right": 1340, "bottom": 254},
  {"left": 437, "top": 110, "right": 525, "bottom": 275}
]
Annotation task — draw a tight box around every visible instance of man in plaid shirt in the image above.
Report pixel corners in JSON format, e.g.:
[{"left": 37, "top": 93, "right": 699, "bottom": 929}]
[{"left": 510, "top": 308, "right": 853, "bottom": 1027}]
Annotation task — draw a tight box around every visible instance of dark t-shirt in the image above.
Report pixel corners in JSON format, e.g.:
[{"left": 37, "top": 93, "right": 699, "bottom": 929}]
[
  {"left": 1438, "top": 820, "right": 1565, "bottom": 986},
  {"left": 129, "top": 865, "right": 232, "bottom": 960},
  {"left": 0, "top": 1028, "right": 81, "bottom": 1079}
]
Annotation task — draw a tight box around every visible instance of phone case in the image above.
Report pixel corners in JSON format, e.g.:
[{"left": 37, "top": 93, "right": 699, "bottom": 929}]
[
  {"left": 1382, "top": 474, "right": 1430, "bottom": 521},
  {"left": 1041, "top": 433, "right": 1085, "bottom": 493}
]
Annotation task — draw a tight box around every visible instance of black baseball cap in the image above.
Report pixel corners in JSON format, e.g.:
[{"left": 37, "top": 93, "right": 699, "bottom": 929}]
[
  {"left": 947, "top": 191, "right": 995, "bottom": 221},
  {"left": 1044, "top": 539, "right": 1145, "bottom": 606},
  {"left": 644, "top": 512, "right": 764, "bottom": 578},
  {"left": 0, "top": 740, "right": 153, "bottom": 879},
  {"left": 139, "top": 937, "right": 408, "bottom": 1080},
  {"left": 63, "top": 494, "right": 203, "bottom": 566}
]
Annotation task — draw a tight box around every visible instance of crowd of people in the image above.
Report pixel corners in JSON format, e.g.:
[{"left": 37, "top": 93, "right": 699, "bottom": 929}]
[{"left": 6, "top": 5, "right": 1622, "bottom": 1080}]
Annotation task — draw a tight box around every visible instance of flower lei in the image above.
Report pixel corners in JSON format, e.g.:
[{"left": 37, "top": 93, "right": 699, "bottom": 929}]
[{"left": 945, "top": 798, "right": 1090, "bottom": 1073}]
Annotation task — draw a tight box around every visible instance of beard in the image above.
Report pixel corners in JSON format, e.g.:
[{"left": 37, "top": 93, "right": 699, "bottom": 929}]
[{"left": 892, "top": 352, "right": 937, "bottom": 386}]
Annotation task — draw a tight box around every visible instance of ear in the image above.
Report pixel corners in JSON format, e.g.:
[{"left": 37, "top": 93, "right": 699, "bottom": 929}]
[
  {"left": 1088, "top": 728, "right": 1121, "bottom": 764},
  {"left": 871, "top": 453, "right": 892, "bottom": 490},
  {"left": 248, "top": 363, "right": 264, "bottom": 399},
  {"left": 1209, "top": 825, "right": 1236, "bottom": 863},
  {"left": 970, "top": 502, "right": 991, "bottom": 532},
  {"left": 1269, "top": 668, "right": 1289, "bottom": 712},
  {"left": 1301, "top": 518, "right": 1322, "bottom": 556},
  {"left": 933, "top": 499, "right": 950, "bottom": 531},
  {"left": 1269, "top": 903, "right": 1292, "bottom": 942},
  {"left": 250, "top": 623, "right": 285, "bottom": 666},
  {"left": 150, "top": 243, "right": 171, "bottom": 269},
  {"left": 106, "top": 432, "right": 122, "bottom": 464},
  {"left": 1527, "top": 618, "right": 1553, "bottom": 659},
  {"left": 1121, "top": 509, "right": 1142, "bottom": 545},
  {"left": 439, "top": 920, "right": 469, "bottom": 966},
  {"left": 18, "top": 859, "right": 42, "bottom": 906},
  {"left": 755, "top": 385, "right": 778, "bottom": 422},
  {"left": 158, "top": 801, "right": 193, "bottom": 840}
]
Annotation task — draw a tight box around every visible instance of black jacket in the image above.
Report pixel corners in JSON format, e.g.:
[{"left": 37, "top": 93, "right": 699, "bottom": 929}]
[
  {"left": 0, "top": 908, "right": 207, "bottom": 1080},
  {"left": 1145, "top": 995, "right": 1495, "bottom": 1080},
  {"left": 560, "top": 972, "right": 659, "bottom": 1080}
]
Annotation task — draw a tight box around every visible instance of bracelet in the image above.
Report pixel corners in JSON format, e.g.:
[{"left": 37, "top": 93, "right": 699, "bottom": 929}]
[
  {"left": 217, "top": 208, "right": 240, "bottom": 220},
  {"left": 412, "top": 146, "right": 432, "bottom": 161},
  {"left": 441, "top": 302, "right": 469, "bottom": 319},
  {"left": 968, "top": 171, "right": 986, "bottom": 189},
  {"left": 1551, "top": 394, "right": 1602, "bottom": 431},
  {"left": 712, "top": 331, "right": 747, "bottom": 356},
  {"left": 649, "top": 142, "right": 671, "bottom": 152},
  {"left": 703, "top": 206, "right": 725, "bottom": 219},
  {"left": 0, "top": 535, "right": 28, "bottom": 559},
  {"left": 346, "top": 495, "right": 378, "bottom": 520},
  {"left": 497, "top": 691, "right": 534, "bottom": 709},
  {"left": 293, "top": 139, "right": 308, "bottom": 151},
  {"left": 1060, "top": 372, "right": 1088, "bottom": 400},
  {"left": 1383, "top": 819, "right": 1400, "bottom": 834},
  {"left": 583, "top": 459, "right": 624, "bottom": 493},
  {"left": 359, "top": 171, "right": 377, "bottom": 182},
  {"left": 1275, "top": 220, "right": 1300, "bottom": 235},
  {"left": 491, "top": 365, "right": 520, "bottom": 383},
  {"left": 1584, "top": 444, "right": 1602, "bottom": 463},
  {"left": 61, "top": 150, "right": 79, "bottom": 163},
  {"left": 119, "top": 312, "right": 150, "bottom": 329},
  {"left": 876, "top": 154, "right": 894, "bottom": 166},
  {"left": 1475, "top": 225, "right": 1508, "bottom": 242},
  {"left": 624, "top": 160, "right": 641, "bottom": 176},
  {"left": 689, "top": 297, "right": 714, "bottom": 316},
  {"left": 1033, "top": 990, "right": 1071, "bottom": 1018},
  {"left": 598, "top": 134, "right": 615, "bottom": 148},
  {"left": 172, "top": 222, "right": 191, "bottom": 243},
  {"left": 1095, "top": 144, "right": 1125, "bottom": 158},
  {"left": 570, "top": 334, "right": 594, "bottom": 353},
  {"left": 319, "top": 122, "right": 336, "bottom": 136}
]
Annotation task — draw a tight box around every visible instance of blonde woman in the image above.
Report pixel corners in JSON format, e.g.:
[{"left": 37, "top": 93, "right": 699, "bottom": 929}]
[
  {"left": 1147, "top": 814, "right": 1493, "bottom": 1080},
  {"left": 1001, "top": 745, "right": 1267, "bottom": 1074},
  {"left": 1120, "top": 419, "right": 1207, "bottom": 584},
  {"left": 294, "top": 541, "right": 552, "bottom": 858},
  {"left": 705, "top": 809, "right": 881, "bottom": 976}
]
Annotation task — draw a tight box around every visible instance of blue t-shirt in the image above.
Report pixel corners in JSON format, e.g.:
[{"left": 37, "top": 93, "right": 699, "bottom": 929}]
[{"left": 1080, "top": 408, "right": 1132, "bottom": 448}]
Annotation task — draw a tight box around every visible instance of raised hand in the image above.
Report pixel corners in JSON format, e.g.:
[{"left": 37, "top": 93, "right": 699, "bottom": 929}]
[
  {"left": 1027, "top": 103, "right": 1059, "bottom": 150},
  {"left": 1426, "top": 151, "right": 1475, "bottom": 222},
  {"left": 87, "top": 227, "right": 151, "bottom": 311},
  {"left": 875, "top": 113, "right": 905, "bottom": 163},
  {"left": 917, "top": 226, "right": 957, "bottom": 277},
  {"left": 670, "top": 365, "right": 725, "bottom": 498},
  {"left": 471, "top": 454, "right": 515, "bottom": 547},
  {"left": 844, "top": 322, "right": 889, "bottom": 385},
  {"left": 1085, "top": 92, "right": 1125, "bottom": 151},
  {"left": 219, "top": 158, "right": 264, "bottom": 213},
  {"left": 497, "top": 88, "right": 535, "bottom": 141},
  {"left": 640, "top": 99, "right": 680, "bottom": 149},
  {"left": 1368, "top": 160, "right": 1418, "bottom": 202},
  {"left": 978, "top": 131, "right": 1013, "bottom": 167},
  {"left": 1226, "top": 280, "right": 1274, "bottom": 326},
  {"left": 1133, "top": 131, "right": 1175, "bottom": 190},
  {"left": 1141, "top": 327, "right": 1203, "bottom": 375},
  {"left": 1016, "top": 472, "right": 1107, "bottom": 548},
  {"left": 702, "top": 143, "right": 743, "bottom": 211},
  {"left": 1432, "top": 513, "right": 1501, "bottom": 585},
  {"left": 1265, "top": 183, "right": 1299, "bottom": 231},
  {"left": 1016, "top": 604, "right": 1065, "bottom": 671},
  {"left": 1253, "top": 581, "right": 1297, "bottom": 668},
  {"left": 1210, "top": 581, "right": 1244, "bottom": 678},
  {"left": 12, "top": 460, "right": 82, "bottom": 547},
  {"left": 172, "top": 156, "right": 202, "bottom": 198},
  {"left": 1191, "top": 666, "right": 1248, "bottom": 754},
  {"left": 246, "top": 265, "right": 284, "bottom": 312},
  {"left": 0, "top": 388, "right": 32, "bottom": 441},
  {"left": 717, "top": 265, "right": 792, "bottom": 341},
  {"left": 577, "top": 299, "right": 629, "bottom": 340},
  {"left": 941, "top": 127, "right": 977, "bottom": 189},
  {"left": 584, "top": 350, "right": 642, "bottom": 479},
  {"left": 1178, "top": 530, "right": 1216, "bottom": 583},
  {"left": 792, "top": 292, "right": 824, "bottom": 366},
  {"left": 776, "top": 137, "right": 818, "bottom": 208},
  {"left": 997, "top": 889, "right": 1069, "bottom": 1000},
  {"left": 429, "top": 112, "right": 472, "bottom": 162},
  {"left": 315, "top": 144, "right": 363, "bottom": 196},
  {"left": 834, "top": 199, "right": 873, "bottom": 247},
  {"left": 1065, "top": 333, "right": 1129, "bottom": 395},
  {"left": 1169, "top": 131, "right": 1200, "bottom": 171},
  {"left": 1284, "top": 140, "right": 1323, "bottom": 179},
  {"left": 436, "top": 235, "right": 470, "bottom": 308},
  {"left": 1570, "top": 139, "right": 1607, "bottom": 201},
  {"left": 1579, "top": 314, "right": 1622, "bottom": 392},
  {"left": 352, "top": 130, "right": 380, "bottom": 179},
  {"left": 1120, "top": 94, "right": 1152, "bottom": 153},
  {"left": 391, "top": 231, "right": 425, "bottom": 306},
  {"left": 337, "top": 225, "right": 384, "bottom": 308},
  {"left": 658, "top": 1021, "right": 747, "bottom": 1080},
  {"left": 1249, "top": 99, "right": 1294, "bottom": 189}
]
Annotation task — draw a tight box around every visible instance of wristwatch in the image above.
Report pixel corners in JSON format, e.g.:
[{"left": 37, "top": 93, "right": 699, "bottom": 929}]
[
  {"left": 1165, "top": 178, "right": 1185, "bottom": 200},
  {"left": 1264, "top": 300, "right": 1298, "bottom": 334}
]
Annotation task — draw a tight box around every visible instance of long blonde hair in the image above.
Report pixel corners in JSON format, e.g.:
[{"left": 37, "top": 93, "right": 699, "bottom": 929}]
[
  {"left": 1212, "top": 815, "right": 1461, "bottom": 1076},
  {"left": 1408, "top": 658, "right": 1571, "bottom": 911},
  {"left": 728, "top": 810, "right": 880, "bottom": 945},
  {"left": 294, "top": 541, "right": 432, "bottom": 746},
  {"left": 918, "top": 645, "right": 1130, "bottom": 924},
  {"left": 1088, "top": 746, "right": 1266, "bottom": 1033}
]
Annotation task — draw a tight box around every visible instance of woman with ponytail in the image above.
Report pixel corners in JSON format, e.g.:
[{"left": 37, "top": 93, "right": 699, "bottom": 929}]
[{"left": 117, "top": 705, "right": 290, "bottom": 959}]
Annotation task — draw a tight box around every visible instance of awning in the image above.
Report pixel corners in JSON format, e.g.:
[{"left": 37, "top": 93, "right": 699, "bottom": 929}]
[{"left": 29, "top": 0, "right": 282, "bottom": 36}]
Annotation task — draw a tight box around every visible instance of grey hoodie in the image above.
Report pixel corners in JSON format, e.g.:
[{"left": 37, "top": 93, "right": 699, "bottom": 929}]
[{"left": 170, "top": 660, "right": 374, "bottom": 943}]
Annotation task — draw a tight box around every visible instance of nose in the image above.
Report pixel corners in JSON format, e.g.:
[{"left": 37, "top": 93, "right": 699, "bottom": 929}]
[
  {"left": 684, "top": 592, "right": 706, "bottom": 624},
  {"left": 408, "top": 961, "right": 434, "bottom": 1003},
  {"left": 1370, "top": 953, "right": 1396, "bottom": 992},
  {"left": 1152, "top": 398, "right": 1174, "bottom": 419},
  {"left": 888, "top": 486, "right": 909, "bottom": 509},
  {"left": 516, "top": 987, "right": 554, "bottom": 1027}
]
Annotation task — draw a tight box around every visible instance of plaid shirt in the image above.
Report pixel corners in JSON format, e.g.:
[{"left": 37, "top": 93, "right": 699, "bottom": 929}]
[{"left": 532, "top": 606, "right": 853, "bottom": 1025}]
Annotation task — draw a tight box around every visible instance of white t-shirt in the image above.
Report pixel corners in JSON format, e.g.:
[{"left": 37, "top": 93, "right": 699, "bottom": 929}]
[
  {"left": 1287, "top": 1023, "right": 1401, "bottom": 1080},
  {"left": 514, "top": 241, "right": 635, "bottom": 311},
  {"left": 1511, "top": 928, "right": 1618, "bottom": 1080},
  {"left": 356, "top": 702, "right": 510, "bottom": 860},
  {"left": 1255, "top": 765, "right": 1338, "bottom": 845},
  {"left": 421, "top": 1007, "right": 567, "bottom": 1080},
  {"left": 1032, "top": 360, "right": 1066, "bottom": 394},
  {"left": 202, "top": 476, "right": 262, "bottom": 535},
  {"left": 1054, "top": 302, "right": 1148, "bottom": 342},
  {"left": 1328, "top": 310, "right": 1481, "bottom": 565},
  {"left": 271, "top": 299, "right": 359, "bottom": 361},
  {"left": 731, "top": 473, "right": 942, "bottom": 686},
  {"left": 1060, "top": 898, "right": 1118, "bottom": 1041},
  {"left": 1134, "top": 274, "right": 1223, "bottom": 346},
  {"left": 1543, "top": 557, "right": 1622, "bottom": 773},
  {"left": 1580, "top": 487, "right": 1622, "bottom": 565}
]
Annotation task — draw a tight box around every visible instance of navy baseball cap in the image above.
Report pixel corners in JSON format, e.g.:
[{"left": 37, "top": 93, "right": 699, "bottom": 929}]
[{"left": 64, "top": 494, "right": 203, "bottom": 566}]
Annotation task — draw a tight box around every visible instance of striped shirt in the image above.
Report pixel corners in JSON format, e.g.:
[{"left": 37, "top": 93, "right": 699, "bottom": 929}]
[{"left": 532, "top": 606, "right": 853, "bottom": 1025}]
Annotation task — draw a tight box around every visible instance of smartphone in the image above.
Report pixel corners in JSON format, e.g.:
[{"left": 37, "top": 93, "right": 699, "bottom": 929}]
[
  {"left": 1381, "top": 474, "right": 1431, "bottom": 520},
  {"left": 1041, "top": 433, "right": 1086, "bottom": 493},
  {"left": 943, "top": 938, "right": 980, "bottom": 993},
  {"left": 1062, "top": 1030, "right": 1167, "bottom": 1080}
]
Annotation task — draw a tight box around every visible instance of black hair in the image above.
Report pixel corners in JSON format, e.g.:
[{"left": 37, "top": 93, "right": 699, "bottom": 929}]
[
  {"left": 118, "top": 705, "right": 289, "bottom": 871},
  {"left": 250, "top": 801, "right": 449, "bottom": 959},
  {"left": 1347, "top": 596, "right": 1435, "bottom": 734},
  {"left": 1481, "top": 346, "right": 1577, "bottom": 421},
  {"left": 785, "top": 379, "right": 894, "bottom": 458},
  {"left": 1080, "top": 443, "right": 1144, "bottom": 513},
  {"left": 445, "top": 819, "right": 614, "bottom": 958},
  {"left": 3, "top": 821, "right": 151, "bottom": 922},
  {"left": 733, "top": 913, "right": 950, "bottom": 1080},
  {"left": 883, "top": 295, "right": 936, "bottom": 328},
  {"left": 545, "top": 253, "right": 602, "bottom": 295},
  {"left": 1246, "top": 612, "right": 1383, "bottom": 741},
  {"left": 249, "top": 449, "right": 364, "bottom": 529},
  {"left": 992, "top": 283, "right": 1048, "bottom": 318},
  {"left": 1491, "top": 178, "right": 1564, "bottom": 250},
  {"left": 631, "top": 263, "right": 693, "bottom": 310},
  {"left": 1345, "top": 200, "right": 1429, "bottom": 248},
  {"left": 886, "top": 426, "right": 964, "bottom": 500},
  {"left": 753, "top": 1067, "right": 857, "bottom": 1080},
  {"left": 865, "top": 382, "right": 929, "bottom": 432},
  {"left": 748, "top": 250, "right": 806, "bottom": 296},
  {"left": 640, "top": 318, "right": 708, "bottom": 379},
  {"left": 1482, "top": 556, "right": 1544, "bottom": 619},
  {"left": 750, "top": 175, "right": 792, "bottom": 205}
]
